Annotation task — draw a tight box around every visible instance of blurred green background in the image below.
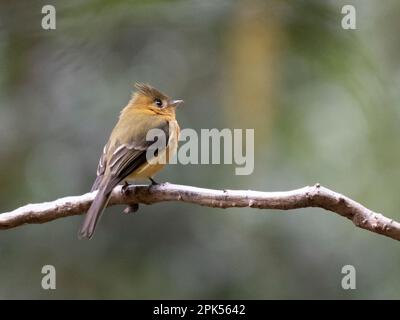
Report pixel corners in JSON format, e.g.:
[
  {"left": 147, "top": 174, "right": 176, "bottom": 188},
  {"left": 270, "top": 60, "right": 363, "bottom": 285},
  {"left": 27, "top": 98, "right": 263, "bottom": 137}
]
[{"left": 1, "top": 0, "right": 400, "bottom": 299}]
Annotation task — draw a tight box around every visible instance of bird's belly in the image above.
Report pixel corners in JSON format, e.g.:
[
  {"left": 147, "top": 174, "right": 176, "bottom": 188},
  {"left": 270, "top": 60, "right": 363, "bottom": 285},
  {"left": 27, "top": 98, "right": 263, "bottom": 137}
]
[{"left": 126, "top": 162, "right": 166, "bottom": 180}]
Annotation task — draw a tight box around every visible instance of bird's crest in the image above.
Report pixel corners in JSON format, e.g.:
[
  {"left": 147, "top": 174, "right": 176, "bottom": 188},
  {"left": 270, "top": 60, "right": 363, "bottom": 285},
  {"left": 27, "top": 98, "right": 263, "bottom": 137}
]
[{"left": 134, "top": 83, "right": 168, "bottom": 100}]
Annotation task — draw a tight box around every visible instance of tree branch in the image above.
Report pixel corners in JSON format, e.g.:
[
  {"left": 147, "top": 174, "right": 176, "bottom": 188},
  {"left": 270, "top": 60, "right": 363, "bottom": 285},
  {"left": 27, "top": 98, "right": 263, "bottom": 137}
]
[{"left": 1, "top": 183, "right": 399, "bottom": 241}]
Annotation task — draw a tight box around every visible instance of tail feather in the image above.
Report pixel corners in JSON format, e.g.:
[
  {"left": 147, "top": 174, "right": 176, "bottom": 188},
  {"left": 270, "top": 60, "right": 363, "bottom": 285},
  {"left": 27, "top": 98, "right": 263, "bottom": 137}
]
[{"left": 79, "top": 187, "right": 111, "bottom": 239}]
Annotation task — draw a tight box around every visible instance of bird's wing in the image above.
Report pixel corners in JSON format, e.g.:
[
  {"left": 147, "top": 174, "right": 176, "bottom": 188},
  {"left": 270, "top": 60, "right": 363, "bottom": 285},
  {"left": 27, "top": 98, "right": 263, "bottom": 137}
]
[
  {"left": 102, "top": 119, "right": 170, "bottom": 194},
  {"left": 91, "top": 141, "right": 110, "bottom": 191}
]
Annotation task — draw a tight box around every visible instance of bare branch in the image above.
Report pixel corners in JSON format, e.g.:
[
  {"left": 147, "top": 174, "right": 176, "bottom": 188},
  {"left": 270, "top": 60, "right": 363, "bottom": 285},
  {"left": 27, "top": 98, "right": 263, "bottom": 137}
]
[{"left": 1, "top": 183, "right": 399, "bottom": 241}]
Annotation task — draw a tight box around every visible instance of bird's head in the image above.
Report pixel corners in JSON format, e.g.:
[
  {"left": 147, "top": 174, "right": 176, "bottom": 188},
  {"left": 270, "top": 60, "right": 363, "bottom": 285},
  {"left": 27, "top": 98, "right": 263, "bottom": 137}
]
[{"left": 130, "top": 83, "right": 184, "bottom": 116}]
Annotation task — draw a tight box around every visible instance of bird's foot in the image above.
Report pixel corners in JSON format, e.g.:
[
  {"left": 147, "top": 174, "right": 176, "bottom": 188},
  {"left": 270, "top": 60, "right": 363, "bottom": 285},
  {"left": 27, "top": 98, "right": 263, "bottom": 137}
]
[
  {"left": 149, "top": 177, "right": 159, "bottom": 186},
  {"left": 121, "top": 181, "right": 131, "bottom": 195}
]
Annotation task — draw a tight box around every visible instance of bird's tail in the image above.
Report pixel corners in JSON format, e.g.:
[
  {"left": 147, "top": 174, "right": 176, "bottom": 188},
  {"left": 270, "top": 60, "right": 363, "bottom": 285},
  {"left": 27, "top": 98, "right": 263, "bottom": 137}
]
[{"left": 79, "top": 186, "right": 111, "bottom": 239}]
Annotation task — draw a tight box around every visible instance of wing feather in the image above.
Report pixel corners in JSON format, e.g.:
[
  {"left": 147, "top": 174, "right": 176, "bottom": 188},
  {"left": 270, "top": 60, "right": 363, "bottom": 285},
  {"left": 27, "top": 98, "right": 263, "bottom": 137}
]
[{"left": 102, "top": 119, "right": 170, "bottom": 194}]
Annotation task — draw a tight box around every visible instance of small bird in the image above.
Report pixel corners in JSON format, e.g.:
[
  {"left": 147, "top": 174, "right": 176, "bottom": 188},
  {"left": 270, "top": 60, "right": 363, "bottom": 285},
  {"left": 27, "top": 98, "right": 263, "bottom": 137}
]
[{"left": 79, "top": 83, "right": 183, "bottom": 239}]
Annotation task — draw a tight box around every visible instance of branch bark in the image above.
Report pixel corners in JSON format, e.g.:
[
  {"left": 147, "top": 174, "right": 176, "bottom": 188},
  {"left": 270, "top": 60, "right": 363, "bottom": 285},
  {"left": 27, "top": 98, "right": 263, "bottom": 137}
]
[{"left": 1, "top": 183, "right": 399, "bottom": 241}]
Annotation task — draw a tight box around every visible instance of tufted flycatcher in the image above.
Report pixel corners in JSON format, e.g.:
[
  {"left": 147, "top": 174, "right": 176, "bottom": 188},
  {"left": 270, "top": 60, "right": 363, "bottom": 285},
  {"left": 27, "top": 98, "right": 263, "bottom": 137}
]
[{"left": 79, "top": 83, "right": 183, "bottom": 239}]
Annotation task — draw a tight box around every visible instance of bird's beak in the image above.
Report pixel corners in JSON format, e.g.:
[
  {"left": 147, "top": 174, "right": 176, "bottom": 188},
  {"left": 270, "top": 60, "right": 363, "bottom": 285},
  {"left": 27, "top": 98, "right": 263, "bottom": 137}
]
[{"left": 170, "top": 99, "right": 184, "bottom": 108}]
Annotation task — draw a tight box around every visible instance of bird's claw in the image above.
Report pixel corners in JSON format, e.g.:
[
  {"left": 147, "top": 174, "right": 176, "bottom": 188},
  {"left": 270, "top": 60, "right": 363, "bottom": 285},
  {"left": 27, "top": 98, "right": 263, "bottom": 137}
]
[{"left": 121, "top": 181, "right": 130, "bottom": 195}]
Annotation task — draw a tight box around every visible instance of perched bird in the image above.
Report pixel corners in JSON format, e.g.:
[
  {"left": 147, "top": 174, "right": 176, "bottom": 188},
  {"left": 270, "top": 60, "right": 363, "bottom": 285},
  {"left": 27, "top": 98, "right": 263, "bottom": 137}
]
[{"left": 79, "top": 83, "right": 183, "bottom": 239}]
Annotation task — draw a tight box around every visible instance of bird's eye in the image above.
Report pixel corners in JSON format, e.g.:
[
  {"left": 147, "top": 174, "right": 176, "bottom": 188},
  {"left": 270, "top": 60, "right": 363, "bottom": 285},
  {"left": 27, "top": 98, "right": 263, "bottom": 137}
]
[{"left": 154, "top": 99, "right": 163, "bottom": 107}]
